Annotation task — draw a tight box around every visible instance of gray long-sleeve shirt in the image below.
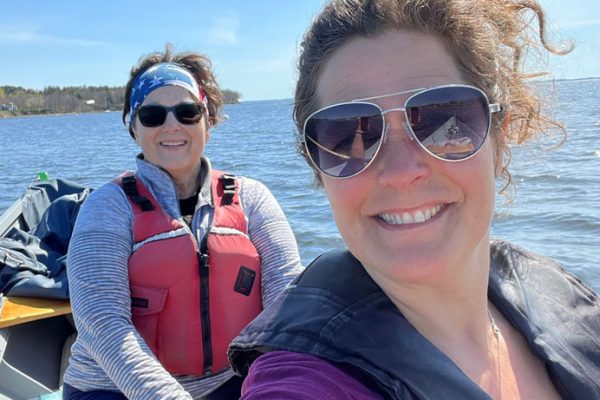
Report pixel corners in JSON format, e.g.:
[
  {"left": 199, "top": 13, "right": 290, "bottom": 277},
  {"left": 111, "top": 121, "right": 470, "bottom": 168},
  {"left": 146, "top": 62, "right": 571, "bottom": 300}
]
[{"left": 63, "top": 156, "right": 303, "bottom": 399}]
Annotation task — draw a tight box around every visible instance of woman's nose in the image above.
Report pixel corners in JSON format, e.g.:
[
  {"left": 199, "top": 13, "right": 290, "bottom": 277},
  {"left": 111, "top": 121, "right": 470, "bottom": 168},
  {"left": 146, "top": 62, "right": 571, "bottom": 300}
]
[
  {"left": 375, "top": 113, "right": 431, "bottom": 187},
  {"left": 162, "top": 110, "right": 181, "bottom": 131}
]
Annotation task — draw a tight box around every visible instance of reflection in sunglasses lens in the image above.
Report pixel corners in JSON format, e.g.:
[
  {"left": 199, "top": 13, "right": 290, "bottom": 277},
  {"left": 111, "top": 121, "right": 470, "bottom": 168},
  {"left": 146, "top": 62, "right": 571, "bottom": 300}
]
[
  {"left": 406, "top": 87, "right": 488, "bottom": 160},
  {"left": 305, "top": 103, "right": 384, "bottom": 178}
]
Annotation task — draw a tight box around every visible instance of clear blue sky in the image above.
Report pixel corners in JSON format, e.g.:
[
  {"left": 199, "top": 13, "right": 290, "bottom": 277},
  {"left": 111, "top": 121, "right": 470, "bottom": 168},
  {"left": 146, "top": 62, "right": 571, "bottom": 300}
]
[{"left": 1, "top": 0, "right": 598, "bottom": 101}]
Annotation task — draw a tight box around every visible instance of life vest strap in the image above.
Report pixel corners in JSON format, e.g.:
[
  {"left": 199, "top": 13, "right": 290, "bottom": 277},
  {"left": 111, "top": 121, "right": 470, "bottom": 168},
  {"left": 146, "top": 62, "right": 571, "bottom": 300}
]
[
  {"left": 220, "top": 174, "right": 236, "bottom": 206},
  {"left": 121, "top": 175, "right": 154, "bottom": 211}
]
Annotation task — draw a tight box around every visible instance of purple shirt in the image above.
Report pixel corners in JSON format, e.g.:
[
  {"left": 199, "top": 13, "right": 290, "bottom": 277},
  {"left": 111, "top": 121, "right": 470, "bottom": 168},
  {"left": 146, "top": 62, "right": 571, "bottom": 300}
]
[{"left": 241, "top": 351, "right": 383, "bottom": 399}]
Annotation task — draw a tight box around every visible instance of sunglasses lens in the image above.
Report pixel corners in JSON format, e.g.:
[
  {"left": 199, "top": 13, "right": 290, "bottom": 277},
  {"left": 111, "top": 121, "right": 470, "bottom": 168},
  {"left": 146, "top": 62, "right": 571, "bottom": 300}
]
[
  {"left": 138, "top": 106, "right": 167, "bottom": 127},
  {"left": 304, "top": 103, "right": 384, "bottom": 177},
  {"left": 406, "top": 86, "right": 490, "bottom": 160},
  {"left": 175, "top": 103, "right": 203, "bottom": 124},
  {"left": 137, "top": 103, "right": 203, "bottom": 127}
]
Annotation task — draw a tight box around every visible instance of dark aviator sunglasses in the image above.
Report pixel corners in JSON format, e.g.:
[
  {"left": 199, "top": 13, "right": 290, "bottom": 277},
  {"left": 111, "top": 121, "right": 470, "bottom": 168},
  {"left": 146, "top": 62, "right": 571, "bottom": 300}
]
[
  {"left": 302, "top": 85, "right": 502, "bottom": 178},
  {"left": 137, "top": 102, "right": 205, "bottom": 127}
]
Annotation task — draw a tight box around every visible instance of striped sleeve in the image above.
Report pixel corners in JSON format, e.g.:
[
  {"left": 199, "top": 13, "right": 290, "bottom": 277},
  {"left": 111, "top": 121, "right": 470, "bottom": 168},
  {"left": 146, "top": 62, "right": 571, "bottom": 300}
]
[
  {"left": 65, "top": 182, "right": 193, "bottom": 399},
  {"left": 239, "top": 178, "right": 304, "bottom": 306}
]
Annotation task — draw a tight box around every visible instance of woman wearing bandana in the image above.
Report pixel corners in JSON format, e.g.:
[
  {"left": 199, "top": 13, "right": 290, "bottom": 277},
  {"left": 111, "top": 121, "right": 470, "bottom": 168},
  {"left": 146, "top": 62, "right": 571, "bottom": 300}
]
[{"left": 62, "top": 47, "right": 302, "bottom": 399}]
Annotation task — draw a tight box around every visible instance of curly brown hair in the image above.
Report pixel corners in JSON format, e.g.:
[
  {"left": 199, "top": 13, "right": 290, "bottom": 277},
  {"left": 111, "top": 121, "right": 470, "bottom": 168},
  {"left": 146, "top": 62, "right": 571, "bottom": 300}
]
[
  {"left": 122, "top": 44, "right": 223, "bottom": 139},
  {"left": 294, "top": 0, "right": 571, "bottom": 193}
]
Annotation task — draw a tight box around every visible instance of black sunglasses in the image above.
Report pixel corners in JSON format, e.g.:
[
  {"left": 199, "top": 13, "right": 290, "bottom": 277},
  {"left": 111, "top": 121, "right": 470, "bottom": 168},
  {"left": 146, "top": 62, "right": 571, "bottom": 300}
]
[
  {"left": 302, "top": 85, "right": 501, "bottom": 178},
  {"left": 137, "top": 102, "right": 205, "bottom": 127}
]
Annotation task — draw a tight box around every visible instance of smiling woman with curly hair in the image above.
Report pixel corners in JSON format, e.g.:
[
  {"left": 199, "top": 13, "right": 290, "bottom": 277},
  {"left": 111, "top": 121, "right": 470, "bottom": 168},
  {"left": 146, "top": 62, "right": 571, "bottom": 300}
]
[{"left": 228, "top": 1, "right": 599, "bottom": 399}]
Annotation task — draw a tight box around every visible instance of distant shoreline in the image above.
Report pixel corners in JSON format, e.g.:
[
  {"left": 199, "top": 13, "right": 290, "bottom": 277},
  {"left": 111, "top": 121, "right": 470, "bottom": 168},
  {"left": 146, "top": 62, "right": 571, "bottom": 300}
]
[
  {"left": 0, "top": 109, "right": 120, "bottom": 119},
  {"left": 547, "top": 76, "right": 600, "bottom": 82},
  {"left": 0, "top": 100, "right": 244, "bottom": 119},
  {"left": 1, "top": 85, "right": 242, "bottom": 119}
]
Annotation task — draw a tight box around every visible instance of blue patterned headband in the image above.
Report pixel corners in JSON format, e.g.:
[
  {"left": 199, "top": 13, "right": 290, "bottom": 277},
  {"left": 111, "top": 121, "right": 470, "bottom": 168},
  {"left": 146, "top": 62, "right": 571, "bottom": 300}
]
[{"left": 128, "top": 62, "right": 208, "bottom": 126}]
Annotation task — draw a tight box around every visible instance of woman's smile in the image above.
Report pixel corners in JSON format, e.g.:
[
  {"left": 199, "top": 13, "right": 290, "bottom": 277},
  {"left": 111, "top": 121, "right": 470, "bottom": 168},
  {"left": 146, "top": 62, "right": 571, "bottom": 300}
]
[
  {"left": 376, "top": 203, "right": 445, "bottom": 226},
  {"left": 159, "top": 139, "right": 188, "bottom": 147}
]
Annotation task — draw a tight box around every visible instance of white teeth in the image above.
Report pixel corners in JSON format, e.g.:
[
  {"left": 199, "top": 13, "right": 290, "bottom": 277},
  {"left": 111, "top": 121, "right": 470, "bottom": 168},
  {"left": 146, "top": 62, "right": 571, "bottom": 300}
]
[
  {"left": 161, "top": 141, "right": 186, "bottom": 146},
  {"left": 379, "top": 205, "right": 443, "bottom": 225},
  {"left": 413, "top": 210, "right": 425, "bottom": 223},
  {"left": 424, "top": 208, "right": 432, "bottom": 220}
]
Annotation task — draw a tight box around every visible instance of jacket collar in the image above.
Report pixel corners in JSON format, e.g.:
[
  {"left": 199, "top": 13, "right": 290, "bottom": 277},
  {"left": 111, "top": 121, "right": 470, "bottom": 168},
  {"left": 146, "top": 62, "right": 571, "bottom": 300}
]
[{"left": 134, "top": 154, "right": 213, "bottom": 218}]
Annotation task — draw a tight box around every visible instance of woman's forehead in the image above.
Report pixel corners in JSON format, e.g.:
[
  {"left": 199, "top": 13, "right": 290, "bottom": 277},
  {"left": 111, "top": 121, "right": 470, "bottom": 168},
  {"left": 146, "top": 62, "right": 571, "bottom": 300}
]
[
  {"left": 316, "top": 30, "right": 464, "bottom": 105},
  {"left": 143, "top": 85, "right": 197, "bottom": 104}
]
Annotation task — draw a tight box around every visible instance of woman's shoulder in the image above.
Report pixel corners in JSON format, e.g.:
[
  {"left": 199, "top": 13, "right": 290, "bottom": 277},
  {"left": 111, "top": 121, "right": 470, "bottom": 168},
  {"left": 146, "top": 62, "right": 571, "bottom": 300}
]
[
  {"left": 234, "top": 176, "right": 283, "bottom": 211},
  {"left": 490, "top": 239, "right": 573, "bottom": 275},
  {"left": 74, "top": 180, "right": 132, "bottom": 232},
  {"left": 82, "top": 181, "right": 129, "bottom": 210},
  {"left": 242, "top": 350, "right": 383, "bottom": 399},
  {"left": 490, "top": 238, "right": 599, "bottom": 331},
  {"left": 236, "top": 175, "right": 270, "bottom": 195},
  {"left": 490, "top": 239, "right": 588, "bottom": 280}
]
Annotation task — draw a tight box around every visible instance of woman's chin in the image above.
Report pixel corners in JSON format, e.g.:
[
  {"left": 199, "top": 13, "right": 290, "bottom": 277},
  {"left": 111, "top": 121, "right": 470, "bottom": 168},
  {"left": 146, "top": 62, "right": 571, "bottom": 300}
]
[{"left": 355, "top": 244, "right": 455, "bottom": 286}]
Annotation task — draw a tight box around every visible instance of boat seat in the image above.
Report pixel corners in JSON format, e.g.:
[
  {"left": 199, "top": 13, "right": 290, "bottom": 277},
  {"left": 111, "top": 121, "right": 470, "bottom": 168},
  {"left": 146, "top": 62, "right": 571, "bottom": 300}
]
[
  {"left": 0, "top": 298, "right": 75, "bottom": 399},
  {"left": 0, "top": 297, "right": 71, "bottom": 329}
]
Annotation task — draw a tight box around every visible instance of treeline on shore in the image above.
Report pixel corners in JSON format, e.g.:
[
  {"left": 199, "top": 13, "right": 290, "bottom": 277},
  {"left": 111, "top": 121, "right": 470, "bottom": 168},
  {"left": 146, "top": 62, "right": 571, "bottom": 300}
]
[{"left": 0, "top": 85, "right": 242, "bottom": 116}]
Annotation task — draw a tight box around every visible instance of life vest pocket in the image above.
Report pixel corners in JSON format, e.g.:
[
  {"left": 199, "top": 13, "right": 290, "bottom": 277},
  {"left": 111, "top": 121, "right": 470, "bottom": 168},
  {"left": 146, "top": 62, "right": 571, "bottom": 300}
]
[{"left": 130, "top": 284, "right": 168, "bottom": 354}]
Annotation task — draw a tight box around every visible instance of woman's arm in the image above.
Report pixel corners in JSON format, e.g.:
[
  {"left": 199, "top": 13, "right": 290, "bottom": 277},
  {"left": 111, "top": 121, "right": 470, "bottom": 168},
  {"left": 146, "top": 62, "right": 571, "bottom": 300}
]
[
  {"left": 239, "top": 178, "right": 303, "bottom": 306},
  {"left": 67, "top": 182, "right": 192, "bottom": 399},
  {"left": 241, "top": 351, "right": 382, "bottom": 399}
]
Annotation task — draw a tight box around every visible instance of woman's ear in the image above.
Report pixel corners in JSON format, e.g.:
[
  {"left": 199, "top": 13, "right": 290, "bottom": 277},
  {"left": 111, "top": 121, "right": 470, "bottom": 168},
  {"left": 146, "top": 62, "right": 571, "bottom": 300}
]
[{"left": 129, "top": 119, "right": 140, "bottom": 141}]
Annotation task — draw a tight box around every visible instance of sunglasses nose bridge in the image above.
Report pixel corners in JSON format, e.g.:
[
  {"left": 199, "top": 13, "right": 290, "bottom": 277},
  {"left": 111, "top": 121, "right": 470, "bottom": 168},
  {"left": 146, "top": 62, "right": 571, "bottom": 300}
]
[
  {"left": 380, "top": 106, "right": 406, "bottom": 116},
  {"left": 162, "top": 108, "right": 182, "bottom": 128},
  {"left": 380, "top": 107, "right": 412, "bottom": 144}
]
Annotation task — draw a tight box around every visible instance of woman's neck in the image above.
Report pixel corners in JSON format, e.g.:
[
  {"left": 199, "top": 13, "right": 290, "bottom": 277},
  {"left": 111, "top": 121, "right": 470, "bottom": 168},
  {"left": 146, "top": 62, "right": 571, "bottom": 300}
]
[
  {"left": 381, "top": 275, "right": 490, "bottom": 344},
  {"left": 365, "top": 245, "right": 500, "bottom": 394},
  {"left": 365, "top": 244, "right": 492, "bottom": 346},
  {"left": 170, "top": 164, "right": 202, "bottom": 199}
]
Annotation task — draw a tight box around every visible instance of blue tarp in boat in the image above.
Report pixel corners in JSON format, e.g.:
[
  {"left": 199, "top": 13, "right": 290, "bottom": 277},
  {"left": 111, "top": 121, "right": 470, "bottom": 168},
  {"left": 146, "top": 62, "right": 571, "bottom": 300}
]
[{"left": 0, "top": 179, "right": 91, "bottom": 299}]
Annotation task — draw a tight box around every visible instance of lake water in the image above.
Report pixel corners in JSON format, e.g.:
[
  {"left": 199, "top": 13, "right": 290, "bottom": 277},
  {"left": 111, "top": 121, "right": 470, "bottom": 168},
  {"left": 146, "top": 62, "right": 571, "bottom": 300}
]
[{"left": 1, "top": 79, "right": 599, "bottom": 292}]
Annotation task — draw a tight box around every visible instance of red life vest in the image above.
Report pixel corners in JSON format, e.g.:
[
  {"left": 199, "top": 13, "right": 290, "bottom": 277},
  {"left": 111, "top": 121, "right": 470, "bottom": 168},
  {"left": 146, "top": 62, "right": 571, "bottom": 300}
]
[{"left": 118, "top": 171, "right": 262, "bottom": 376}]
